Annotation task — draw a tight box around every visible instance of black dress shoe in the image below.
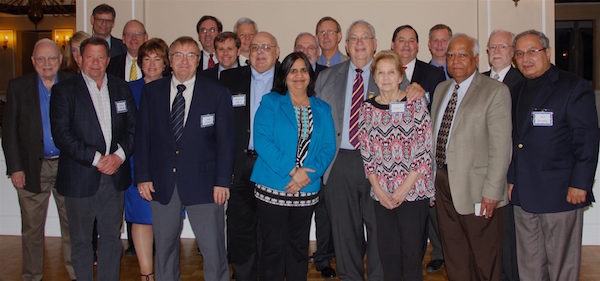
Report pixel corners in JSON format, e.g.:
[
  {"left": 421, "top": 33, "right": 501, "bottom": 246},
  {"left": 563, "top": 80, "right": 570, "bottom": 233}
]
[
  {"left": 125, "top": 246, "right": 136, "bottom": 256},
  {"left": 320, "top": 266, "right": 337, "bottom": 279},
  {"left": 426, "top": 259, "right": 444, "bottom": 273}
]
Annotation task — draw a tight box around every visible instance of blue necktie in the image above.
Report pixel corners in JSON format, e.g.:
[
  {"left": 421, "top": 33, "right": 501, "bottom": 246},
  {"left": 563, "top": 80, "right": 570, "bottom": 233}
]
[{"left": 171, "top": 84, "right": 186, "bottom": 144}]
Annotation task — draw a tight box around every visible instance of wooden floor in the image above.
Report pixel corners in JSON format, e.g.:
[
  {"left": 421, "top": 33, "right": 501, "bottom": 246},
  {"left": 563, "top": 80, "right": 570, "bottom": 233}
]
[{"left": 0, "top": 235, "right": 598, "bottom": 280}]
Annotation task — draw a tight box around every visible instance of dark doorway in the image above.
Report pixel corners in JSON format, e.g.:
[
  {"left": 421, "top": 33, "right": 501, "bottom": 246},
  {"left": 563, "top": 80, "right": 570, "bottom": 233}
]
[
  {"left": 555, "top": 20, "right": 594, "bottom": 87},
  {"left": 20, "top": 30, "right": 52, "bottom": 75}
]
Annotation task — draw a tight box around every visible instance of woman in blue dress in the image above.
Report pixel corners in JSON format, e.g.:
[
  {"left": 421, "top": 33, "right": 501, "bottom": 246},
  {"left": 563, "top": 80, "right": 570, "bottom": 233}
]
[{"left": 125, "top": 38, "right": 169, "bottom": 281}]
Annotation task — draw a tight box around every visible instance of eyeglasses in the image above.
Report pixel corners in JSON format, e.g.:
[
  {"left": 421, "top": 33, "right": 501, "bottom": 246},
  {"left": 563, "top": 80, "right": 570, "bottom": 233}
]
[
  {"left": 94, "top": 17, "right": 114, "bottom": 25},
  {"left": 34, "top": 56, "right": 60, "bottom": 64},
  {"left": 124, "top": 32, "right": 146, "bottom": 38},
  {"left": 295, "top": 46, "right": 318, "bottom": 52},
  {"left": 318, "top": 30, "right": 338, "bottom": 36},
  {"left": 170, "top": 52, "right": 199, "bottom": 60},
  {"left": 514, "top": 48, "right": 546, "bottom": 59},
  {"left": 199, "top": 28, "right": 217, "bottom": 34},
  {"left": 250, "top": 44, "right": 276, "bottom": 52},
  {"left": 487, "top": 44, "right": 510, "bottom": 52},
  {"left": 238, "top": 33, "right": 255, "bottom": 39},
  {"left": 347, "top": 35, "right": 373, "bottom": 43},
  {"left": 446, "top": 52, "right": 471, "bottom": 60}
]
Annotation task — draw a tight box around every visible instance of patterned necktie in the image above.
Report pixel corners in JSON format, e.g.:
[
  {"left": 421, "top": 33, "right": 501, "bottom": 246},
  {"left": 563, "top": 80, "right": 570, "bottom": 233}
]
[
  {"left": 208, "top": 53, "right": 216, "bottom": 69},
  {"left": 492, "top": 73, "right": 500, "bottom": 81},
  {"left": 349, "top": 68, "right": 364, "bottom": 148},
  {"left": 171, "top": 84, "right": 186, "bottom": 143},
  {"left": 129, "top": 58, "right": 138, "bottom": 81},
  {"left": 435, "top": 83, "right": 460, "bottom": 167}
]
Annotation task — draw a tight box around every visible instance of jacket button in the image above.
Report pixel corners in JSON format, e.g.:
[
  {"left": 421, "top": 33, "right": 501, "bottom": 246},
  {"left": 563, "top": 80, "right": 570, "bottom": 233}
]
[
  {"left": 518, "top": 144, "right": 523, "bottom": 149},
  {"left": 175, "top": 150, "right": 180, "bottom": 155},
  {"left": 172, "top": 168, "right": 177, "bottom": 173}
]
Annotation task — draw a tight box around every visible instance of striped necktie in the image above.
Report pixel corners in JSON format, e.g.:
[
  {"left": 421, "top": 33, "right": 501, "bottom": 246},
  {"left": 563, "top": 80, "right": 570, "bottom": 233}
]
[
  {"left": 349, "top": 68, "right": 364, "bottom": 148},
  {"left": 171, "top": 84, "right": 186, "bottom": 144},
  {"left": 435, "top": 84, "right": 460, "bottom": 167}
]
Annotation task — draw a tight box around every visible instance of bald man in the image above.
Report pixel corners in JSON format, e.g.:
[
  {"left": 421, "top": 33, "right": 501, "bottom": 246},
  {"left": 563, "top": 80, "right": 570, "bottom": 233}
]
[{"left": 107, "top": 20, "right": 148, "bottom": 82}]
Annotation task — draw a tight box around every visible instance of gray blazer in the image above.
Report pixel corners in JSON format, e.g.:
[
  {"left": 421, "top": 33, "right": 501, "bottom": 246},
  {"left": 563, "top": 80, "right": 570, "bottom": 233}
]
[{"left": 315, "top": 59, "right": 379, "bottom": 183}]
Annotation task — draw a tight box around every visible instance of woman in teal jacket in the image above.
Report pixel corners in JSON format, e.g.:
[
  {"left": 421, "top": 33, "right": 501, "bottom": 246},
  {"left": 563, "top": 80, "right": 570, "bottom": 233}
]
[{"left": 251, "top": 52, "right": 336, "bottom": 280}]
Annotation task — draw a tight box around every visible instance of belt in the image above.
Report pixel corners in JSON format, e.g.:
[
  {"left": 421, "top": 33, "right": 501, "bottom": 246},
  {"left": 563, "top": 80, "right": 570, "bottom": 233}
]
[{"left": 44, "top": 156, "right": 59, "bottom": 161}]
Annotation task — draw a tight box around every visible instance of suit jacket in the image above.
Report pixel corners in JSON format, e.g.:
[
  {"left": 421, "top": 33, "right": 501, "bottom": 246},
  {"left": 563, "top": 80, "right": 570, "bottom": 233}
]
[
  {"left": 412, "top": 59, "right": 446, "bottom": 109},
  {"left": 109, "top": 36, "right": 126, "bottom": 58},
  {"left": 314, "top": 59, "right": 379, "bottom": 183},
  {"left": 50, "top": 74, "right": 136, "bottom": 197},
  {"left": 106, "top": 53, "right": 126, "bottom": 81},
  {"left": 2, "top": 71, "right": 74, "bottom": 193},
  {"left": 250, "top": 92, "right": 336, "bottom": 193},
  {"left": 135, "top": 74, "right": 235, "bottom": 205},
  {"left": 314, "top": 63, "right": 327, "bottom": 77},
  {"left": 507, "top": 66, "right": 599, "bottom": 213},
  {"left": 431, "top": 73, "right": 512, "bottom": 215},
  {"left": 482, "top": 66, "right": 524, "bottom": 96}
]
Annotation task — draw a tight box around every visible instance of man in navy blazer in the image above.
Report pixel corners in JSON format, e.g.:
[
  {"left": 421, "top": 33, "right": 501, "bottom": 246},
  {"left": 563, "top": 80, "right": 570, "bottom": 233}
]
[
  {"left": 50, "top": 37, "right": 136, "bottom": 281},
  {"left": 509, "top": 30, "right": 599, "bottom": 281},
  {"left": 135, "top": 36, "right": 234, "bottom": 281},
  {"left": 90, "top": 4, "right": 126, "bottom": 58}
]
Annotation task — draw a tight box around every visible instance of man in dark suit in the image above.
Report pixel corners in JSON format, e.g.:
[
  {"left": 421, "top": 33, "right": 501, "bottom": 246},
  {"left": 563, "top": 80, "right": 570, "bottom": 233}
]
[
  {"left": 196, "top": 15, "right": 222, "bottom": 71},
  {"left": 107, "top": 20, "right": 148, "bottom": 82},
  {"left": 483, "top": 29, "right": 524, "bottom": 281},
  {"left": 509, "top": 29, "right": 599, "bottom": 281},
  {"left": 201, "top": 31, "right": 241, "bottom": 81},
  {"left": 90, "top": 3, "right": 126, "bottom": 58},
  {"left": 2, "top": 38, "right": 76, "bottom": 281},
  {"left": 135, "top": 36, "right": 233, "bottom": 281},
  {"left": 219, "top": 31, "right": 280, "bottom": 281},
  {"left": 50, "top": 37, "right": 136, "bottom": 281}
]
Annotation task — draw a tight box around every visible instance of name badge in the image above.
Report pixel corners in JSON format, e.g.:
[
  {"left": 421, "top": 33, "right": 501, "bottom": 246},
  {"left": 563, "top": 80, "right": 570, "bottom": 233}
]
[
  {"left": 232, "top": 94, "right": 246, "bottom": 107},
  {"left": 201, "top": 113, "right": 215, "bottom": 127},
  {"left": 532, "top": 111, "right": 553, "bottom": 126},
  {"left": 389, "top": 101, "right": 406, "bottom": 114},
  {"left": 115, "top": 100, "right": 127, "bottom": 113}
]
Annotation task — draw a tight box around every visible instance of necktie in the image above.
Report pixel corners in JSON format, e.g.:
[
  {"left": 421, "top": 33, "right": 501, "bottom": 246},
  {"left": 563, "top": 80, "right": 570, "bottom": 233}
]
[
  {"left": 129, "top": 58, "right": 138, "bottom": 81},
  {"left": 403, "top": 65, "right": 407, "bottom": 70},
  {"left": 349, "top": 68, "right": 364, "bottom": 148},
  {"left": 208, "top": 53, "right": 216, "bottom": 69},
  {"left": 171, "top": 84, "right": 186, "bottom": 144},
  {"left": 439, "top": 65, "right": 445, "bottom": 71},
  {"left": 492, "top": 73, "right": 500, "bottom": 81},
  {"left": 326, "top": 60, "right": 331, "bottom": 67},
  {"left": 435, "top": 84, "right": 460, "bottom": 167}
]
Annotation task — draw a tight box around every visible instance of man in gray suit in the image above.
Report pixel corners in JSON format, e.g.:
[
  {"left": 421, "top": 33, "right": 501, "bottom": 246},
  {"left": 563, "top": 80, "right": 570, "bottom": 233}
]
[
  {"left": 315, "top": 20, "right": 424, "bottom": 280},
  {"left": 431, "top": 33, "right": 512, "bottom": 281}
]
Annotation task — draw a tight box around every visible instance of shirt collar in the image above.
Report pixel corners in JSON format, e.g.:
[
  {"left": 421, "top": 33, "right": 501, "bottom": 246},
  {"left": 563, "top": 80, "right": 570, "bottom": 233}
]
[
  {"left": 491, "top": 65, "right": 511, "bottom": 80},
  {"left": 454, "top": 71, "right": 476, "bottom": 91},
  {"left": 171, "top": 75, "right": 196, "bottom": 89},
  {"left": 251, "top": 66, "right": 275, "bottom": 80},
  {"left": 81, "top": 72, "right": 108, "bottom": 90}
]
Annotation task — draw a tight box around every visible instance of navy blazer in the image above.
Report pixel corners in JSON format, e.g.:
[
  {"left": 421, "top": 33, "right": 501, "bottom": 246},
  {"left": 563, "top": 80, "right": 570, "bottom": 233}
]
[
  {"left": 411, "top": 59, "right": 446, "bottom": 110},
  {"left": 50, "top": 74, "right": 136, "bottom": 197},
  {"left": 250, "top": 92, "right": 336, "bottom": 193},
  {"left": 507, "top": 66, "right": 599, "bottom": 213},
  {"left": 109, "top": 36, "right": 126, "bottom": 58},
  {"left": 134, "top": 74, "right": 235, "bottom": 205}
]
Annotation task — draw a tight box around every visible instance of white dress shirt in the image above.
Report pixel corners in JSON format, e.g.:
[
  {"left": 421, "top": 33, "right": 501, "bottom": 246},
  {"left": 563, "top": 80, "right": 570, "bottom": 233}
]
[
  {"left": 125, "top": 53, "right": 142, "bottom": 82},
  {"left": 490, "top": 65, "right": 511, "bottom": 82},
  {"left": 170, "top": 76, "right": 196, "bottom": 127}
]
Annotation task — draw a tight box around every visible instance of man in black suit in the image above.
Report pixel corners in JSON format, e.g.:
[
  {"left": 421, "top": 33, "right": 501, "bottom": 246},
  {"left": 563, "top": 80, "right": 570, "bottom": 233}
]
[
  {"left": 483, "top": 29, "right": 524, "bottom": 281},
  {"left": 201, "top": 31, "right": 241, "bottom": 80},
  {"left": 90, "top": 3, "right": 126, "bottom": 58},
  {"left": 50, "top": 37, "right": 136, "bottom": 281},
  {"left": 107, "top": 20, "right": 148, "bottom": 82},
  {"left": 219, "top": 31, "right": 280, "bottom": 281},
  {"left": 197, "top": 15, "right": 222, "bottom": 71},
  {"left": 294, "top": 32, "right": 327, "bottom": 76},
  {"left": 2, "top": 38, "right": 76, "bottom": 281}
]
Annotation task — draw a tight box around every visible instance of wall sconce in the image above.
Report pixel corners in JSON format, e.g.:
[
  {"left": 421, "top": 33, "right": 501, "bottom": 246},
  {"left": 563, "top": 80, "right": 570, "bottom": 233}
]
[
  {"left": 53, "top": 29, "right": 73, "bottom": 50},
  {"left": 513, "top": 0, "right": 519, "bottom": 7},
  {"left": 0, "top": 30, "right": 13, "bottom": 51}
]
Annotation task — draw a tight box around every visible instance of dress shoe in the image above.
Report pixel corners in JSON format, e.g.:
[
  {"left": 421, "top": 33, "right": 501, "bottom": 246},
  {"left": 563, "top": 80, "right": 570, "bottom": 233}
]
[
  {"left": 426, "top": 259, "right": 444, "bottom": 273},
  {"left": 320, "top": 266, "right": 336, "bottom": 279},
  {"left": 125, "top": 246, "right": 136, "bottom": 256}
]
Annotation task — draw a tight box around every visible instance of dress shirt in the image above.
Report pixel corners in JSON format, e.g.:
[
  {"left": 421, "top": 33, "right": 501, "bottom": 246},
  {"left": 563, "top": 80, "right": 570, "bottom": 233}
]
[
  {"left": 38, "top": 76, "right": 60, "bottom": 157},
  {"left": 201, "top": 51, "right": 218, "bottom": 70},
  {"left": 340, "top": 60, "right": 372, "bottom": 150},
  {"left": 249, "top": 66, "right": 275, "bottom": 150},
  {"left": 125, "top": 53, "right": 142, "bottom": 82},
  {"left": 318, "top": 50, "right": 343, "bottom": 67},
  {"left": 433, "top": 72, "right": 476, "bottom": 153},
  {"left": 430, "top": 60, "right": 450, "bottom": 80},
  {"left": 489, "top": 65, "right": 511, "bottom": 82},
  {"left": 169, "top": 75, "right": 196, "bottom": 127},
  {"left": 239, "top": 54, "right": 249, "bottom": 66},
  {"left": 404, "top": 58, "right": 416, "bottom": 82},
  {"left": 82, "top": 72, "right": 126, "bottom": 165}
]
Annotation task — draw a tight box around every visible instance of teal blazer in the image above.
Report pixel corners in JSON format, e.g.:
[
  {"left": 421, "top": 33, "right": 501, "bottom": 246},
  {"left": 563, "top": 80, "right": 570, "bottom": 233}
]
[{"left": 250, "top": 92, "right": 336, "bottom": 193}]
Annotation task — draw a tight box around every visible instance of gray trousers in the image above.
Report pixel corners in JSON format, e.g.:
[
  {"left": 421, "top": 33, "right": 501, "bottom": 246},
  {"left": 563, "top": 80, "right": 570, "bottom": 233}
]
[
  {"left": 514, "top": 206, "right": 583, "bottom": 281},
  {"left": 65, "top": 175, "right": 124, "bottom": 281},
  {"left": 151, "top": 188, "right": 228, "bottom": 281},
  {"left": 17, "top": 159, "right": 75, "bottom": 281},
  {"left": 324, "top": 149, "right": 383, "bottom": 281}
]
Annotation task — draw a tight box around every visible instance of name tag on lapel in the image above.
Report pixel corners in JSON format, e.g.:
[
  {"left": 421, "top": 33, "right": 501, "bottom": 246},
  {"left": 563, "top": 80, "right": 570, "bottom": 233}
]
[
  {"left": 232, "top": 94, "right": 246, "bottom": 107},
  {"left": 201, "top": 113, "right": 215, "bottom": 127},
  {"left": 115, "top": 100, "right": 127, "bottom": 113},
  {"left": 532, "top": 111, "right": 553, "bottom": 127},
  {"left": 390, "top": 101, "right": 406, "bottom": 114}
]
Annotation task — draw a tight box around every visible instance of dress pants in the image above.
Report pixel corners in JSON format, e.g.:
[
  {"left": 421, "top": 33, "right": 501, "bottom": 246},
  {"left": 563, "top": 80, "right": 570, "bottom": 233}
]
[
  {"left": 514, "top": 206, "right": 583, "bottom": 281},
  {"left": 312, "top": 189, "right": 335, "bottom": 271},
  {"left": 151, "top": 188, "right": 229, "bottom": 281},
  {"left": 65, "top": 174, "right": 124, "bottom": 281},
  {"left": 16, "top": 159, "right": 75, "bottom": 281},
  {"left": 373, "top": 198, "right": 429, "bottom": 281},
  {"left": 435, "top": 166, "right": 503, "bottom": 281},
  {"left": 257, "top": 200, "right": 315, "bottom": 281},
  {"left": 501, "top": 205, "right": 520, "bottom": 281},
  {"left": 427, "top": 205, "right": 444, "bottom": 261},
  {"left": 324, "top": 149, "right": 383, "bottom": 280}
]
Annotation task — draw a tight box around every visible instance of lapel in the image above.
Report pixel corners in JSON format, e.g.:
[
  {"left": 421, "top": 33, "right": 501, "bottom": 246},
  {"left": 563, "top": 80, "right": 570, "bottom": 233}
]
[
  {"left": 452, "top": 73, "right": 481, "bottom": 128},
  {"left": 157, "top": 78, "right": 177, "bottom": 146},
  {"left": 332, "top": 61, "right": 350, "bottom": 129},
  {"left": 412, "top": 61, "right": 423, "bottom": 83},
  {"left": 76, "top": 74, "right": 104, "bottom": 140},
  {"left": 106, "top": 76, "right": 118, "bottom": 144},
  {"left": 280, "top": 93, "right": 297, "bottom": 128},
  {"left": 28, "top": 73, "right": 44, "bottom": 139},
  {"left": 517, "top": 66, "right": 559, "bottom": 136}
]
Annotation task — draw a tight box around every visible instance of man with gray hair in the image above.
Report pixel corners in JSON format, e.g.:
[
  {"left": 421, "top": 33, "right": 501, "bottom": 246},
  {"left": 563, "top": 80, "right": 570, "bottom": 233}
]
[
  {"left": 2, "top": 38, "right": 76, "bottom": 281},
  {"left": 315, "top": 16, "right": 348, "bottom": 67},
  {"left": 510, "top": 29, "right": 598, "bottom": 281},
  {"left": 294, "top": 32, "right": 326, "bottom": 75},
  {"left": 234, "top": 17, "right": 257, "bottom": 66},
  {"left": 431, "top": 33, "right": 512, "bottom": 281}
]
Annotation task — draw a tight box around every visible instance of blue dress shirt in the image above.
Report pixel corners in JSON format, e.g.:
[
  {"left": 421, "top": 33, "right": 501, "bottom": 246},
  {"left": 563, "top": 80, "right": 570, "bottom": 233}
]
[{"left": 39, "top": 77, "right": 60, "bottom": 157}]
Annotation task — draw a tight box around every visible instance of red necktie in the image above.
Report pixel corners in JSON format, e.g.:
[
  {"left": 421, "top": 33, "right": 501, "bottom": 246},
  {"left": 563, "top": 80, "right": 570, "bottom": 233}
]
[
  {"left": 403, "top": 65, "right": 407, "bottom": 70},
  {"left": 208, "top": 53, "right": 216, "bottom": 69},
  {"left": 349, "top": 68, "right": 364, "bottom": 148}
]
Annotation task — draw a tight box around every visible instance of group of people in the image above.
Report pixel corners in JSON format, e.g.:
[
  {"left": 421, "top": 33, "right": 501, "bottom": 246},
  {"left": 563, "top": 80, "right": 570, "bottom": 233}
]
[{"left": 3, "top": 3, "right": 598, "bottom": 281}]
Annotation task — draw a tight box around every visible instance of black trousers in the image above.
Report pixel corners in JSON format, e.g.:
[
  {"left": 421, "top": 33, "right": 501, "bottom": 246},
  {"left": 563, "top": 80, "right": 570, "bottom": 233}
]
[
  {"left": 257, "top": 200, "right": 315, "bottom": 281},
  {"left": 312, "top": 187, "right": 335, "bottom": 270},
  {"left": 374, "top": 198, "right": 429, "bottom": 281}
]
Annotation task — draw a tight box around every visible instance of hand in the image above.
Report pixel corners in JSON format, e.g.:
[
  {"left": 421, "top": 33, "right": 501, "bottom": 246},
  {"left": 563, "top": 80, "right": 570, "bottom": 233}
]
[
  {"left": 566, "top": 187, "right": 587, "bottom": 205},
  {"left": 480, "top": 196, "right": 499, "bottom": 219},
  {"left": 507, "top": 184, "right": 514, "bottom": 201},
  {"left": 214, "top": 186, "right": 230, "bottom": 205},
  {"left": 285, "top": 179, "right": 302, "bottom": 194},
  {"left": 291, "top": 167, "right": 315, "bottom": 188},
  {"left": 429, "top": 198, "right": 436, "bottom": 207},
  {"left": 373, "top": 186, "right": 397, "bottom": 210},
  {"left": 391, "top": 186, "right": 409, "bottom": 206},
  {"left": 10, "top": 171, "right": 25, "bottom": 189},
  {"left": 405, "top": 82, "right": 426, "bottom": 102},
  {"left": 138, "top": 182, "right": 155, "bottom": 201},
  {"left": 96, "top": 154, "right": 123, "bottom": 175}
]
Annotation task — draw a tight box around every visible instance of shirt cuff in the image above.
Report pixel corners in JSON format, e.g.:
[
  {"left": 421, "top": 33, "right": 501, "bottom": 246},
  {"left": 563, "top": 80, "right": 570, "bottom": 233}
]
[
  {"left": 115, "top": 145, "right": 126, "bottom": 162},
  {"left": 92, "top": 152, "right": 101, "bottom": 166}
]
